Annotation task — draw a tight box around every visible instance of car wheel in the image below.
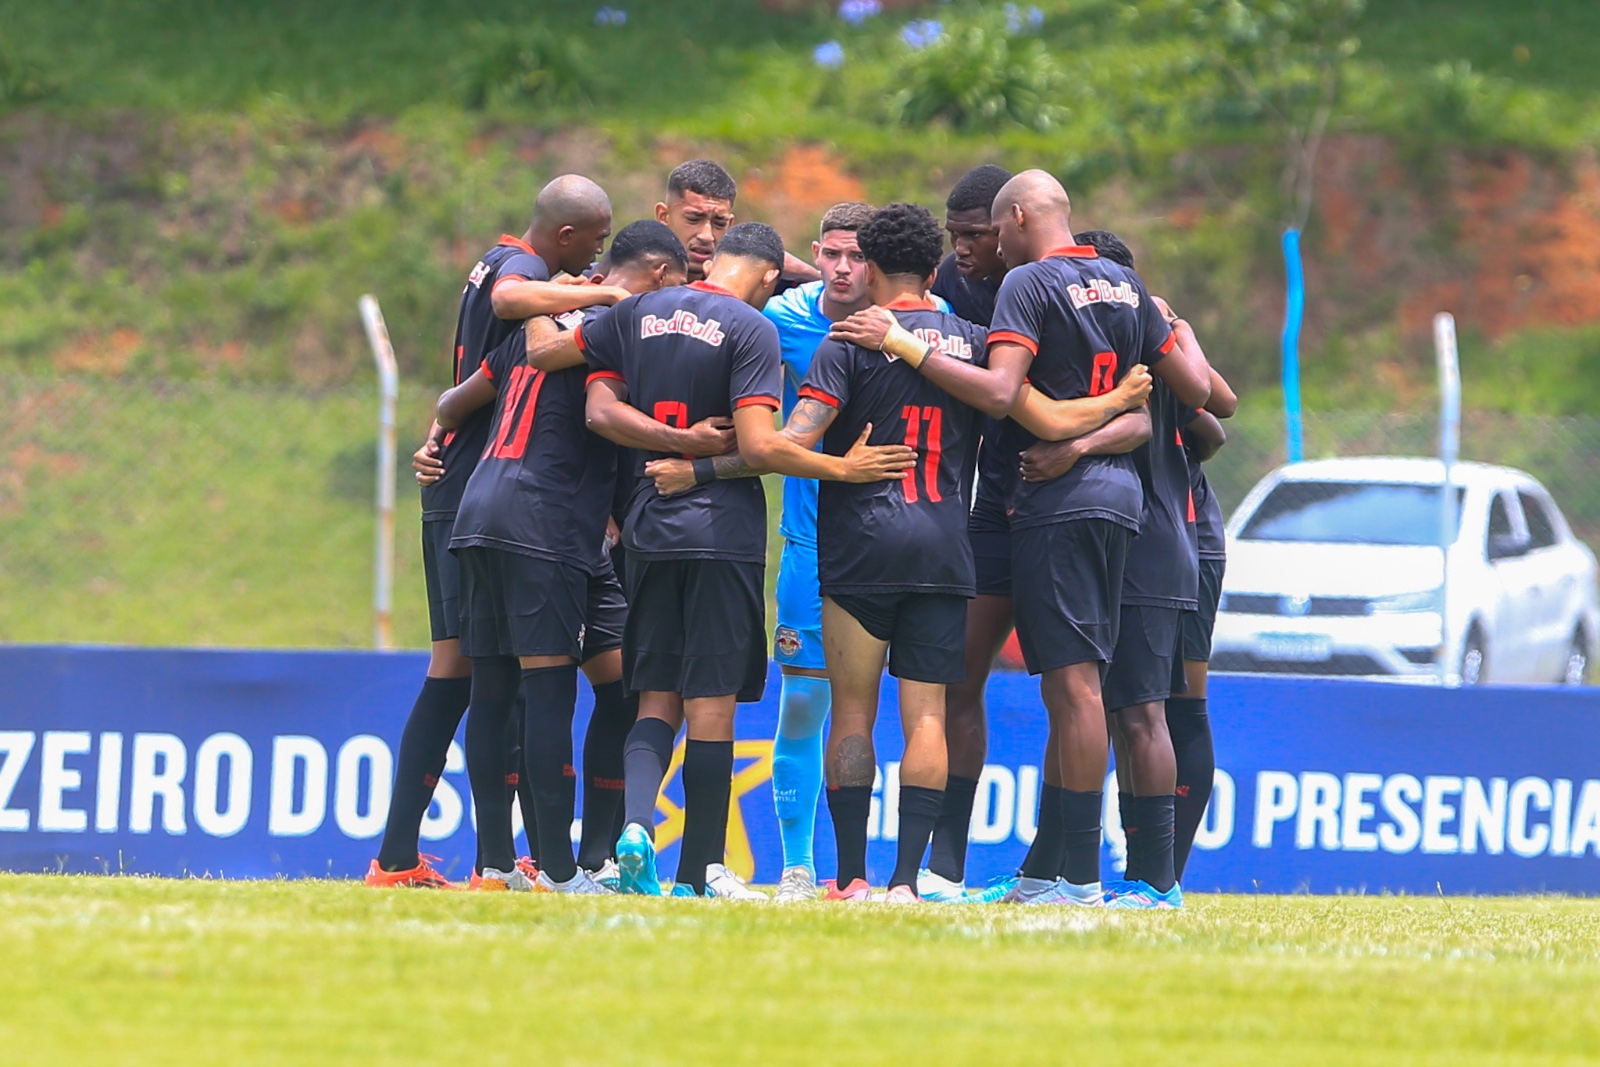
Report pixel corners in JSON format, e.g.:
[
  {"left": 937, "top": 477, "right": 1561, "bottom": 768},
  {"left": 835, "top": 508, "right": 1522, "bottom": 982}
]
[
  {"left": 1561, "top": 628, "right": 1589, "bottom": 686},
  {"left": 1459, "top": 626, "right": 1487, "bottom": 686}
]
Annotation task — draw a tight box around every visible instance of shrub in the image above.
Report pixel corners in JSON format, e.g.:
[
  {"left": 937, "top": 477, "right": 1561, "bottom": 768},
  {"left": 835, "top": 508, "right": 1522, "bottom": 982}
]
[{"left": 887, "top": 12, "right": 1065, "bottom": 132}]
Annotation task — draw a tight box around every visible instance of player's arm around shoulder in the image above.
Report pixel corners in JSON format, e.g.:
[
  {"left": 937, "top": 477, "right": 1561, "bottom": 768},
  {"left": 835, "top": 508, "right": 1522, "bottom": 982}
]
[
  {"left": 1018, "top": 404, "right": 1152, "bottom": 483},
  {"left": 436, "top": 364, "right": 500, "bottom": 429},
  {"left": 524, "top": 312, "right": 587, "bottom": 372},
  {"left": 491, "top": 275, "right": 630, "bottom": 320},
  {"left": 1145, "top": 293, "right": 1210, "bottom": 408},
  {"left": 1009, "top": 363, "right": 1152, "bottom": 442}
]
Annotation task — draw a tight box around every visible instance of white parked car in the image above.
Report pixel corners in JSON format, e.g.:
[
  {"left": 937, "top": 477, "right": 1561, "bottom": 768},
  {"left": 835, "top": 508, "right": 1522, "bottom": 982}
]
[{"left": 1211, "top": 457, "right": 1599, "bottom": 685}]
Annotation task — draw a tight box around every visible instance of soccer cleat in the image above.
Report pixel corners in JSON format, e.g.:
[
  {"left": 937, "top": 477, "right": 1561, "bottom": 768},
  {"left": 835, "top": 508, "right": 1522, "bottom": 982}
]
[
  {"left": 916, "top": 868, "right": 967, "bottom": 903},
  {"left": 704, "top": 864, "right": 767, "bottom": 901},
  {"left": 588, "top": 858, "right": 622, "bottom": 892},
  {"left": 615, "top": 823, "right": 663, "bottom": 897},
  {"left": 1105, "top": 880, "right": 1184, "bottom": 910},
  {"left": 365, "top": 856, "right": 454, "bottom": 889},
  {"left": 883, "top": 884, "right": 919, "bottom": 905},
  {"left": 515, "top": 856, "right": 540, "bottom": 882},
  {"left": 1026, "top": 879, "right": 1105, "bottom": 907},
  {"left": 999, "top": 875, "right": 1062, "bottom": 904},
  {"left": 670, "top": 882, "right": 701, "bottom": 898},
  {"left": 1101, "top": 878, "right": 1139, "bottom": 902},
  {"left": 474, "top": 866, "right": 536, "bottom": 892},
  {"left": 965, "top": 874, "right": 1018, "bottom": 904},
  {"left": 823, "top": 878, "right": 872, "bottom": 902},
  {"left": 535, "top": 868, "right": 615, "bottom": 895},
  {"left": 774, "top": 865, "right": 819, "bottom": 904}
]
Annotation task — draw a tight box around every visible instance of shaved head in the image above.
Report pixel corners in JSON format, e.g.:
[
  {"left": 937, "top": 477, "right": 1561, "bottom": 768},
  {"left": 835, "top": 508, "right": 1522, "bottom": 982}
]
[
  {"left": 991, "top": 168, "right": 1076, "bottom": 268},
  {"left": 525, "top": 174, "right": 614, "bottom": 276},
  {"left": 533, "top": 173, "right": 612, "bottom": 230},
  {"left": 992, "top": 169, "right": 1071, "bottom": 223}
]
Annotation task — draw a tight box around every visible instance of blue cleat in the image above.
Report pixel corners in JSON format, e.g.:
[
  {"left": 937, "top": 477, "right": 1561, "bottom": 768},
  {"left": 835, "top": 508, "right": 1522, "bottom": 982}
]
[
  {"left": 964, "top": 874, "right": 1019, "bottom": 904},
  {"left": 1101, "top": 878, "right": 1140, "bottom": 902},
  {"left": 670, "top": 882, "right": 701, "bottom": 898},
  {"left": 615, "top": 823, "right": 663, "bottom": 897},
  {"left": 1105, "top": 880, "right": 1184, "bottom": 910}
]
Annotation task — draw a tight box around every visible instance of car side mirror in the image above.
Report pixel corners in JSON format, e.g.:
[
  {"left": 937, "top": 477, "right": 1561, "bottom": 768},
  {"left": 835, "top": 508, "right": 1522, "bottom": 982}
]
[{"left": 1488, "top": 532, "right": 1528, "bottom": 561}]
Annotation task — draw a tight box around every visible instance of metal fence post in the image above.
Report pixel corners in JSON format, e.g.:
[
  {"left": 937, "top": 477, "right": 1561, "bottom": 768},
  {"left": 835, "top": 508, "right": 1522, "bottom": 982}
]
[
  {"left": 359, "top": 295, "right": 399, "bottom": 651},
  {"left": 1435, "top": 312, "right": 1460, "bottom": 686}
]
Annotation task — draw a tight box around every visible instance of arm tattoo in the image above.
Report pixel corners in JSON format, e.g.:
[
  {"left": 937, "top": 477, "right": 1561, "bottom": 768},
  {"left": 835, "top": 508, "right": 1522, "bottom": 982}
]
[
  {"left": 711, "top": 451, "right": 764, "bottom": 480},
  {"left": 783, "top": 397, "right": 836, "bottom": 441}
]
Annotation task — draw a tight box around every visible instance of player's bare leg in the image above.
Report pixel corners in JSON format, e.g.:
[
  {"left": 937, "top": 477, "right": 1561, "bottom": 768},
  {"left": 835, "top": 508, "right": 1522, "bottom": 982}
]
[
  {"left": 1107, "top": 700, "right": 1176, "bottom": 897},
  {"left": 821, "top": 598, "right": 889, "bottom": 899}
]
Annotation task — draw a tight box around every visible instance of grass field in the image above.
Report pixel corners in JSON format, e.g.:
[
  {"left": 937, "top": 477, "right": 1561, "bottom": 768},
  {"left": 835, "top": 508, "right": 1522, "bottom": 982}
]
[{"left": 3, "top": 875, "right": 1598, "bottom": 1065}]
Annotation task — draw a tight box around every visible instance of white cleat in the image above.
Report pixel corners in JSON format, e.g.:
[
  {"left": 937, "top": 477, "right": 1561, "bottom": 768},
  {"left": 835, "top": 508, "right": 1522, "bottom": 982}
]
[
  {"left": 1015, "top": 878, "right": 1104, "bottom": 907},
  {"left": 588, "top": 858, "right": 622, "bottom": 892},
  {"left": 536, "top": 868, "right": 616, "bottom": 895},
  {"left": 883, "top": 884, "right": 919, "bottom": 905},
  {"left": 476, "top": 866, "right": 537, "bottom": 892},
  {"left": 774, "top": 865, "right": 819, "bottom": 903},
  {"left": 704, "top": 863, "right": 768, "bottom": 901},
  {"left": 916, "top": 868, "right": 968, "bottom": 903}
]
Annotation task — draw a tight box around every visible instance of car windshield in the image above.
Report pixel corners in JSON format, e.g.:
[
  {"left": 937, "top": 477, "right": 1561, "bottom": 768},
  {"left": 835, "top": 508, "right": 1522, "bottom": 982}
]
[{"left": 1239, "top": 481, "right": 1466, "bottom": 546}]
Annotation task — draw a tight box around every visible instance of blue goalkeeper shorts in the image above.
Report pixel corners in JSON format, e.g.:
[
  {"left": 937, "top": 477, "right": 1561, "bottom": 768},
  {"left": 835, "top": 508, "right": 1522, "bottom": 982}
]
[{"left": 773, "top": 538, "right": 826, "bottom": 671}]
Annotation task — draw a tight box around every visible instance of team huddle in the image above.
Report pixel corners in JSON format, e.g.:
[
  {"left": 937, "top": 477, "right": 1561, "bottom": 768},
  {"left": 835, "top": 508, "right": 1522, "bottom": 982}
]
[{"left": 365, "top": 158, "right": 1237, "bottom": 908}]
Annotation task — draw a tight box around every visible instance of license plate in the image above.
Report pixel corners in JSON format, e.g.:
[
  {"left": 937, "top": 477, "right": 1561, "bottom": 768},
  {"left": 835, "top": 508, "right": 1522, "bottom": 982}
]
[{"left": 1256, "top": 632, "right": 1333, "bottom": 662}]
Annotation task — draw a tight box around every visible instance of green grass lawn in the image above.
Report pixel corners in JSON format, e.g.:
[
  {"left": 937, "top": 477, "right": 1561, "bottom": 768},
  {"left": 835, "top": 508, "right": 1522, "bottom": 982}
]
[{"left": 2, "top": 875, "right": 1598, "bottom": 1064}]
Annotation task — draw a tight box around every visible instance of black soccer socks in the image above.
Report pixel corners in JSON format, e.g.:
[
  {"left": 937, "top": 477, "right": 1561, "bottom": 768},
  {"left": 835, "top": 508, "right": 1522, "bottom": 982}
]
[
  {"left": 376, "top": 674, "right": 471, "bottom": 872},
  {"left": 621, "top": 716, "right": 676, "bottom": 835},
  {"left": 463, "top": 656, "right": 523, "bottom": 873},
  {"left": 577, "top": 680, "right": 636, "bottom": 871},
  {"left": 926, "top": 774, "right": 979, "bottom": 884},
  {"left": 522, "top": 664, "right": 580, "bottom": 883},
  {"left": 677, "top": 739, "right": 734, "bottom": 895},
  {"left": 1166, "top": 696, "right": 1215, "bottom": 881},
  {"left": 1117, "top": 789, "right": 1142, "bottom": 884},
  {"left": 1020, "top": 782, "right": 1066, "bottom": 880},
  {"left": 1059, "top": 788, "right": 1104, "bottom": 887},
  {"left": 892, "top": 785, "right": 945, "bottom": 891},
  {"left": 1128, "top": 794, "right": 1177, "bottom": 893},
  {"left": 827, "top": 785, "right": 873, "bottom": 888}
]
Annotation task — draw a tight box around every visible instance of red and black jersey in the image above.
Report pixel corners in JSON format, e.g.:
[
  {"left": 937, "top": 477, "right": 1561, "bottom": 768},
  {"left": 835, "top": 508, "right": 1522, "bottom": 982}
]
[
  {"left": 578, "top": 281, "right": 782, "bottom": 565},
  {"left": 1183, "top": 413, "right": 1226, "bottom": 562},
  {"left": 449, "top": 309, "right": 616, "bottom": 575},
  {"left": 1123, "top": 380, "right": 1198, "bottom": 611},
  {"left": 931, "top": 253, "right": 1013, "bottom": 535},
  {"left": 422, "top": 236, "right": 551, "bottom": 521},
  {"left": 987, "top": 246, "right": 1173, "bottom": 532},
  {"left": 801, "top": 300, "right": 990, "bottom": 596}
]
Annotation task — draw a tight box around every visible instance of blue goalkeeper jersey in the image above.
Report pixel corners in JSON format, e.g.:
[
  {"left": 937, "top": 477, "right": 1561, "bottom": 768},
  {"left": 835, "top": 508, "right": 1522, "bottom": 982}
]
[{"left": 765, "top": 281, "right": 950, "bottom": 548}]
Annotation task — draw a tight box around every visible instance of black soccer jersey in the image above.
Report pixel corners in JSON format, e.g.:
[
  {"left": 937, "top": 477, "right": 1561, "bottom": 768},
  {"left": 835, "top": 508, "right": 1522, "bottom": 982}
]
[
  {"left": 578, "top": 281, "right": 782, "bottom": 564},
  {"left": 1122, "top": 380, "right": 1198, "bottom": 611},
  {"left": 988, "top": 245, "right": 1174, "bottom": 532},
  {"left": 801, "top": 300, "right": 989, "bottom": 596},
  {"left": 449, "top": 310, "right": 617, "bottom": 575},
  {"left": 1184, "top": 418, "right": 1227, "bottom": 561},
  {"left": 422, "top": 235, "right": 551, "bottom": 521},
  {"left": 931, "top": 254, "right": 1014, "bottom": 535}
]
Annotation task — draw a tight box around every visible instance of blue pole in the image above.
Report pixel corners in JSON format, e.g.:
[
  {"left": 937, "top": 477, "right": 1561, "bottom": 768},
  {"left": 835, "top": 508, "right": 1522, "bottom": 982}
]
[{"left": 1281, "top": 227, "right": 1305, "bottom": 463}]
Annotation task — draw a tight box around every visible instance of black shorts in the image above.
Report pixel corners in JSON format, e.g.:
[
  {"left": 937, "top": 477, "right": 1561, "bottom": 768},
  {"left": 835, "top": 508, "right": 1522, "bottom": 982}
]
[
  {"left": 1180, "top": 556, "right": 1226, "bottom": 664},
  {"left": 970, "top": 527, "right": 1012, "bottom": 599},
  {"left": 422, "top": 519, "right": 462, "bottom": 642},
  {"left": 624, "top": 558, "right": 767, "bottom": 701},
  {"left": 456, "top": 547, "right": 625, "bottom": 662},
  {"left": 1011, "top": 519, "right": 1131, "bottom": 675},
  {"left": 1103, "top": 603, "right": 1187, "bottom": 711},
  {"left": 827, "top": 591, "right": 969, "bottom": 684}
]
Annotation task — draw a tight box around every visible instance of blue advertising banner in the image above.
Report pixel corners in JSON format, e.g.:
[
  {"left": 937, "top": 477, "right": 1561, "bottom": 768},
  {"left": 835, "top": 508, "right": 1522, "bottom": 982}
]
[{"left": 1, "top": 646, "right": 1597, "bottom": 894}]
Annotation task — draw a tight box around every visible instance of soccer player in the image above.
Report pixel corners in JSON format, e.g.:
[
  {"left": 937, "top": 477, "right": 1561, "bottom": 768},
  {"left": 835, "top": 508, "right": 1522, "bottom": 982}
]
[
  {"left": 1054, "top": 230, "right": 1211, "bottom": 909},
  {"left": 759, "top": 201, "right": 876, "bottom": 903},
  {"left": 368, "top": 174, "right": 624, "bottom": 889},
  {"left": 585, "top": 222, "right": 914, "bottom": 898},
  {"left": 794, "top": 202, "right": 992, "bottom": 904},
  {"left": 655, "top": 159, "right": 821, "bottom": 288},
  {"left": 432, "top": 221, "right": 690, "bottom": 894}
]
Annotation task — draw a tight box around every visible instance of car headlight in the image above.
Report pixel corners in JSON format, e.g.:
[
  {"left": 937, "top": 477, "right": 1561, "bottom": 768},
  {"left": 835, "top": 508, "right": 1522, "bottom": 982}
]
[{"left": 1370, "top": 588, "right": 1443, "bottom": 614}]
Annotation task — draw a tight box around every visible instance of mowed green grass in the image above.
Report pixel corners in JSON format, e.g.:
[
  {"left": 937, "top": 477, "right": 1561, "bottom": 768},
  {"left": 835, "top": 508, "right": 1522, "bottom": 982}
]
[{"left": 2, "top": 876, "right": 1598, "bottom": 1065}]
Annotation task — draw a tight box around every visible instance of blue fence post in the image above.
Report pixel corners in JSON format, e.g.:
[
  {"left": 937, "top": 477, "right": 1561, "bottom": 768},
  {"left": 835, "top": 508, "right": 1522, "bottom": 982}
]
[{"left": 1281, "top": 227, "right": 1305, "bottom": 464}]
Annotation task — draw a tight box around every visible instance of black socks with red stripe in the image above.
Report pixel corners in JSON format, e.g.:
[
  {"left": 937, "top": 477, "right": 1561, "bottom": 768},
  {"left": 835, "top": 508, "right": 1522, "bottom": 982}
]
[
  {"left": 522, "top": 664, "right": 580, "bottom": 883},
  {"left": 463, "top": 656, "right": 523, "bottom": 873},
  {"left": 377, "top": 674, "right": 471, "bottom": 872},
  {"left": 577, "top": 680, "right": 636, "bottom": 871},
  {"left": 1167, "top": 696, "right": 1214, "bottom": 881}
]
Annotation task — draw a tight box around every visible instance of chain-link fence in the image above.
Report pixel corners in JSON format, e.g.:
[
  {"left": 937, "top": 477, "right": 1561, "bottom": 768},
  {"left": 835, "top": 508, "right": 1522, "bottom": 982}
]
[{"left": 3, "top": 373, "right": 1596, "bottom": 649}]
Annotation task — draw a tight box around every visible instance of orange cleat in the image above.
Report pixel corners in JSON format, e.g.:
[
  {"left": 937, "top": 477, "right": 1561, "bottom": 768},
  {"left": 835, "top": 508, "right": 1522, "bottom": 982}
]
[
  {"left": 823, "top": 877, "right": 872, "bottom": 902},
  {"left": 365, "top": 855, "right": 455, "bottom": 889}
]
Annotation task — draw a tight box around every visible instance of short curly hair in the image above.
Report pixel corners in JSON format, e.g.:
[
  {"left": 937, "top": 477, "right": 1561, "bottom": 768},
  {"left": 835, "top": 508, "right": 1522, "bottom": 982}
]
[
  {"left": 667, "top": 159, "right": 737, "bottom": 203},
  {"left": 857, "top": 202, "right": 944, "bottom": 279},
  {"left": 1074, "top": 229, "right": 1135, "bottom": 270},
  {"left": 716, "top": 221, "right": 786, "bottom": 269},
  {"left": 819, "top": 201, "right": 875, "bottom": 237}
]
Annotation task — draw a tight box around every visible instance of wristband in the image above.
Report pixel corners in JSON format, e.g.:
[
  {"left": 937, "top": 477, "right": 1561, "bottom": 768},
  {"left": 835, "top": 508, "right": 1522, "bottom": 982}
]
[
  {"left": 691, "top": 458, "right": 716, "bottom": 486},
  {"left": 882, "top": 321, "right": 932, "bottom": 370}
]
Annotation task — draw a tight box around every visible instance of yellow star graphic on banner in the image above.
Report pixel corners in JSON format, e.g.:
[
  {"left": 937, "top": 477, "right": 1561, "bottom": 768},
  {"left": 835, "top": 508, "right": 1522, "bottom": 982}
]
[{"left": 651, "top": 739, "right": 774, "bottom": 882}]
